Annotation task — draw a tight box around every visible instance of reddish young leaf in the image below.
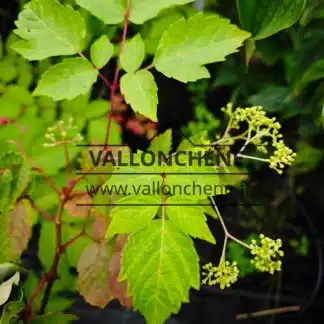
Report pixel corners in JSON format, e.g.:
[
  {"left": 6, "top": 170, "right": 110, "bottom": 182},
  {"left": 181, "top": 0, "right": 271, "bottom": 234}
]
[
  {"left": 91, "top": 213, "right": 109, "bottom": 242},
  {"left": 64, "top": 191, "right": 92, "bottom": 219},
  {"left": 9, "top": 199, "right": 33, "bottom": 260},
  {"left": 77, "top": 242, "right": 114, "bottom": 308},
  {"left": 109, "top": 251, "right": 133, "bottom": 308}
]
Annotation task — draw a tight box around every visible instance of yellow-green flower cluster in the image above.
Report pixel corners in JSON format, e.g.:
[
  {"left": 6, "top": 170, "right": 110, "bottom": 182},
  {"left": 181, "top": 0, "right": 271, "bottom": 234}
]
[
  {"left": 202, "top": 260, "right": 239, "bottom": 289},
  {"left": 250, "top": 234, "right": 284, "bottom": 274},
  {"left": 44, "top": 117, "right": 83, "bottom": 147},
  {"left": 221, "top": 104, "right": 296, "bottom": 173},
  {"left": 270, "top": 140, "right": 297, "bottom": 174}
]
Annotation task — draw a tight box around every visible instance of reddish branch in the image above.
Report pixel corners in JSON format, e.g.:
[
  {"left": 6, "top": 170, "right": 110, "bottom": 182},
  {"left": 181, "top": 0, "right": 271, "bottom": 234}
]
[
  {"left": 104, "top": 0, "right": 131, "bottom": 148},
  {"left": 21, "top": 3, "right": 132, "bottom": 322},
  {"left": 236, "top": 305, "right": 300, "bottom": 320}
]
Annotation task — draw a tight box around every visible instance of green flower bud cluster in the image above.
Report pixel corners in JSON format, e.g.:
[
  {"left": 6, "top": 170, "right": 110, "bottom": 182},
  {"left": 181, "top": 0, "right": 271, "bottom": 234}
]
[
  {"left": 221, "top": 104, "right": 296, "bottom": 173},
  {"left": 44, "top": 117, "right": 83, "bottom": 147},
  {"left": 202, "top": 260, "right": 239, "bottom": 289},
  {"left": 269, "top": 140, "right": 297, "bottom": 174},
  {"left": 249, "top": 234, "right": 284, "bottom": 274}
]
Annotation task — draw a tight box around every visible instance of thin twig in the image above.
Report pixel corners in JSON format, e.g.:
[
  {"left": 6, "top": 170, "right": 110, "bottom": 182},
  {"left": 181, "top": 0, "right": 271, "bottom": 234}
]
[
  {"left": 78, "top": 52, "right": 113, "bottom": 90},
  {"left": 210, "top": 197, "right": 252, "bottom": 250},
  {"left": 236, "top": 305, "right": 300, "bottom": 320},
  {"left": 144, "top": 64, "right": 155, "bottom": 70},
  {"left": 61, "top": 212, "right": 91, "bottom": 250},
  {"left": 39, "top": 199, "right": 65, "bottom": 314}
]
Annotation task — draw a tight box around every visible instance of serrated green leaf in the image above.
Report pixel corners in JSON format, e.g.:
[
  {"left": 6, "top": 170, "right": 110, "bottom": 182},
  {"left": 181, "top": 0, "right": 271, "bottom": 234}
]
[
  {"left": 142, "top": 10, "right": 184, "bottom": 54},
  {"left": 75, "top": 0, "right": 124, "bottom": 25},
  {"left": 32, "top": 313, "right": 78, "bottom": 324},
  {"left": 120, "top": 70, "right": 158, "bottom": 121},
  {"left": 107, "top": 195, "right": 160, "bottom": 238},
  {"left": 90, "top": 35, "right": 113, "bottom": 69},
  {"left": 154, "top": 12, "right": 251, "bottom": 82},
  {"left": 129, "top": 0, "right": 195, "bottom": 24},
  {"left": 120, "top": 220, "right": 199, "bottom": 324},
  {"left": 105, "top": 152, "right": 161, "bottom": 188},
  {"left": 166, "top": 196, "right": 215, "bottom": 243},
  {"left": 33, "top": 58, "right": 98, "bottom": 101},
  {"left": 237, "top": 0, "right": 306, "bottom": 40},
  {"left": 76, "top": 0, "right": 194, "bottom": 25},
  {"left": 164, "top": 152, "right": 221, "bottom": 201},
  {"left": 148, "top": 129, "right": 172, "bottom": 155},
  {"left": 120, "top": 34, "right": 145, "bottom": 73},
  {"left": 12, "top": 0, "right": 86, "bottom": 60},
  {"left": 0, "top": 272, "right": 20, "bottom": 306}
]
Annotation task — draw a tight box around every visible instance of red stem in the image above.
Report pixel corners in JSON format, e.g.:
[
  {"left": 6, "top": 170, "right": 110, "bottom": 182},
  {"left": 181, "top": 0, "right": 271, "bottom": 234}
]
[{"left": 104, "top": 0, "right": 131, "bottom": 148}]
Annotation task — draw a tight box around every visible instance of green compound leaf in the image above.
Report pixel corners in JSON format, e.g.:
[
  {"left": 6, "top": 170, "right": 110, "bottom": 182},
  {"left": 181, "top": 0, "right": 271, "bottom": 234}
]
[
  {"left": 106, "top": 195, "right": 161, "bottom": 238},
  {"left": 12, "top": 0, "right": 86, "bottom": 60},
  {"left": 32, "top": 313, "right": 78, "bottom": 324},
  {"left": 90, "top": 35, "right": 114, "bottom": 69},
  {"left": 120, "top": 70, "right": 158, "bottom": 121},
  {"left": 166, "top": 196, "right": 215, "bottom": 243},
  {"left": 33, "top": 58, "right": 98, "bottom": 101},
  {"left": 148, "top": 129, "right": 172, "bottom": 155},
  {"left": 75, "top": 0, "right": 124, "bottom": 25},
  {"left": 120, "top": 34, "right": 145, "bottom": 73},
  {"left": 105, "top": 154, "right": 161, "bottom": 188},
  {"left": 154, "top": 12, "right": 251, "bottom": 82},
  {"left": 120, "top": 220, "right": 200, "bottom": 324},
  {"left": 237, "top": 0, "right": 306, "bottom": 40},
  {"left": 129, "top": 0, "right": 195, "bottom": 25},
  {"left": 75, "top": 0, "right": 195, "bottom": 25},
  {"left": 142, "top": 10, "right": 184, "bottom": 55}
]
